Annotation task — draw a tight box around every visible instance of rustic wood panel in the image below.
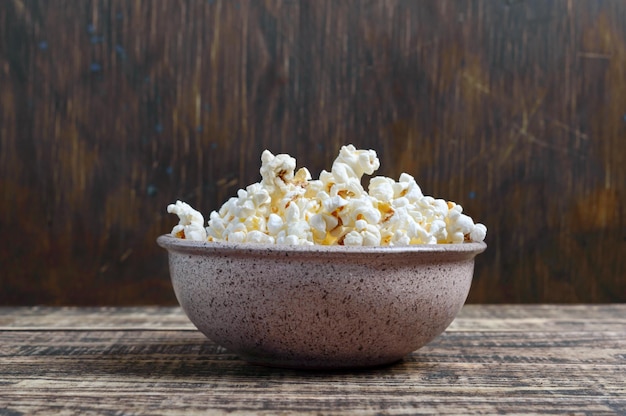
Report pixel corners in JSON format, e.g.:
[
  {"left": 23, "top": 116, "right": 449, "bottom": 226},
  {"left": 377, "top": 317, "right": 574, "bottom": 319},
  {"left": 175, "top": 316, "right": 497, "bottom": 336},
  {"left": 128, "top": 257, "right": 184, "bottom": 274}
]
[
  {"left": 0, "top": 0, "right": 624, "bottom": 304},
  {"left": 0, "top": 306, "right": 624, "bottom": 414}
]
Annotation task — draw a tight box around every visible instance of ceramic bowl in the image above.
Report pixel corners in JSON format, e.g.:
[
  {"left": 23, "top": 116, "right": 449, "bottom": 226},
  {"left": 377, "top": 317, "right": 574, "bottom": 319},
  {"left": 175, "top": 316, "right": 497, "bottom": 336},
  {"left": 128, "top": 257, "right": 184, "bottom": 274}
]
[{"left": 157, "top": 234, "right": 486, "bottom": 369}]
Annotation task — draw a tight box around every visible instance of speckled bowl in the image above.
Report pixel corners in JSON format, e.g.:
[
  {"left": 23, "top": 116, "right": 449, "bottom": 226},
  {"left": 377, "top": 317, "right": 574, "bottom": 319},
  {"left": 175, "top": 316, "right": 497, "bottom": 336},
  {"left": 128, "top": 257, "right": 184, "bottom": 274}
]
[{"left": 157, "top": 234, "right": 486, "bottom": 369}]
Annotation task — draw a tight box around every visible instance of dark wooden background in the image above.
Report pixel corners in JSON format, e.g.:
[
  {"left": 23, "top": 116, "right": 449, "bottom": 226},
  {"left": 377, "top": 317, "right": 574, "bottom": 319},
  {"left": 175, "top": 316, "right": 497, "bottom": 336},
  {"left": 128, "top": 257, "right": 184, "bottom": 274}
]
[{"left": 1, "top": 0, "right": 624, "bottom": 305}]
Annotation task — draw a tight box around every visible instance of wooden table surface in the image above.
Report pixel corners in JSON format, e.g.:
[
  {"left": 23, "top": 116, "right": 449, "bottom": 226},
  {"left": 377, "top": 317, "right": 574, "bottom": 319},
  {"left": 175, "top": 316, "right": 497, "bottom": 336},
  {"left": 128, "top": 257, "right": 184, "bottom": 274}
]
[{"left": 1, "top": 305, "right": 624, "bottom": 415}]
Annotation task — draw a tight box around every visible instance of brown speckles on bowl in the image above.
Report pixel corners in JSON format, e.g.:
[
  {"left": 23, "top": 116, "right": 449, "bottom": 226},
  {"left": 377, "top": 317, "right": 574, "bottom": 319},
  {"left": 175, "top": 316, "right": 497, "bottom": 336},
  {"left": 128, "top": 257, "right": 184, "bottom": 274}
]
[{"left": 157, "top": 235, "right": 486, "bottom": 369}]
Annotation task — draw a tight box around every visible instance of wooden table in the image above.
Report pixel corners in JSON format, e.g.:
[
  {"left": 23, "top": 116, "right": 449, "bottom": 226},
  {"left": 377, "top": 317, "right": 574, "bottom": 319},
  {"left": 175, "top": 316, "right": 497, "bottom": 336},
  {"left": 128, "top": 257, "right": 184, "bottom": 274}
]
[{"left": 1, "top": 305, "right": 624, "bottom": 415}]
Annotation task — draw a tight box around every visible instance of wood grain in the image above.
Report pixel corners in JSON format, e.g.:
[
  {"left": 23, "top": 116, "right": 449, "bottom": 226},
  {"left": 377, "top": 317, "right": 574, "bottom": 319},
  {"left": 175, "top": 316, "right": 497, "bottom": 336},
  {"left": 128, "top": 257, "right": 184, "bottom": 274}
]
[
  {"left": 0, "top": 306, "right": 624, "bottom": 415},
  {"left": 0, "top": 1, "right": 625, "bottom": 304},
  {"left": 2, "top": 304, "right": 626, "bottom": 331}
]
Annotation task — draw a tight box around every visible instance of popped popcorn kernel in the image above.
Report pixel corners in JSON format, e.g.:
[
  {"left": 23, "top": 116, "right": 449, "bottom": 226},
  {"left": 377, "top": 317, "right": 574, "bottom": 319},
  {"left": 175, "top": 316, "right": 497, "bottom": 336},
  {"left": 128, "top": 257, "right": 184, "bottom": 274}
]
[
  {"left": 167, "top": 145, "right": 487, "bottom": 245},
  {"left": 167, "top": 200, "right": 207, "bottom": 241}
]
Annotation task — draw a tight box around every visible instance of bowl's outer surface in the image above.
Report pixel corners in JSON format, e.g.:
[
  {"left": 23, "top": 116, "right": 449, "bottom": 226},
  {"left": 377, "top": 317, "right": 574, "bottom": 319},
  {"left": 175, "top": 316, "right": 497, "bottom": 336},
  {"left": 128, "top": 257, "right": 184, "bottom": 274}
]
[{"left": 157, "top": 235, "right": 486, "bottom": 369}]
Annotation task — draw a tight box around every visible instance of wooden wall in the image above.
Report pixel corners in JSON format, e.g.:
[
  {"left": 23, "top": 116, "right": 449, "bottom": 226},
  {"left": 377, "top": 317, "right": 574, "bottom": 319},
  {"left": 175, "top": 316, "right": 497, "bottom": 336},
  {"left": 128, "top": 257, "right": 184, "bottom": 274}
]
[{"left": 1, "top": 0, "right": 624, "bottom": 305}]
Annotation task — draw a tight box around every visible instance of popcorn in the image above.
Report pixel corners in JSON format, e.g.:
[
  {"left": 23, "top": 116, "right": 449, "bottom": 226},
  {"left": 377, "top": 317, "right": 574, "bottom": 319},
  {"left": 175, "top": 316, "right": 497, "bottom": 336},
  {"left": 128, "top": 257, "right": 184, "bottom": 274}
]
[
  {"left": 166, "top": 201, "right": 207, "bottom": 241},
  {"left": 369, "top": 177, "right": 395, "bottom": 202},
  {"left": 260, "top": 150, "right": 296, "bottom": 194},
  {"left": 470, "top": 223, "right": 488, "bottom": 243},
  {"left": 167, "top": 145, "right": 487, "bottom": 246}
]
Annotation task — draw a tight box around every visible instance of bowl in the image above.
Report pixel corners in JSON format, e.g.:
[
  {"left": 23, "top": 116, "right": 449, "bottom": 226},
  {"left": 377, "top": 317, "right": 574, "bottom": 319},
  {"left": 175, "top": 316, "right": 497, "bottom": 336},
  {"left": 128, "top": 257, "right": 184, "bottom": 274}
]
[{"left": 157, "top": 234, "right": 486, "bottom": 369}]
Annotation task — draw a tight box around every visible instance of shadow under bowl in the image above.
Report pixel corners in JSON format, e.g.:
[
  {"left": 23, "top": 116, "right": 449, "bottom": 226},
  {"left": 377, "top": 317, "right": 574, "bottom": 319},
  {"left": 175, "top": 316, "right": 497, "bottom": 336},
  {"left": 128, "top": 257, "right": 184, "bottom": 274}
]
[{"left": 157, "top": 234, "right": 486, "bottom": 369}]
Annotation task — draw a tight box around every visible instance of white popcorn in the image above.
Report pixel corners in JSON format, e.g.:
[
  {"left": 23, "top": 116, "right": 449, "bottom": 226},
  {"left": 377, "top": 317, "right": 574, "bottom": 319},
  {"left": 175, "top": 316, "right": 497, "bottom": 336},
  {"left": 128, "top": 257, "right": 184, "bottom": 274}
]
[
  {"left": 398, "top": 173, "right": 424, "bottom": 202},
  {"left": 167, "top": 145, "right": 487, "bottom": 245},
  {"left": 309, "top": 213, "right": 327, "bottom": 234},
  {"left": 246, "top": 230, "right": 274, "bottom": 244},
  {"left": 284, "top": 202, "right": 300, "bottom": 223},
  {"left": 228, "top": 230, "right": 246, "bottom": 244},
  {"left": 430, "top": 219, "right": 448, "bottom": 242},
  {"left": 470, "top": 223, "right": 487, "bottom": 243},
  {"left": 260, "top": 150, "right": 296, "bottom": 195},
  {"left": 348, "top": 220, "right": 382, "bottom": 246},
  {"left": 331, "top": 145, "right": 380, "bottom": 182},
  {"left": 343, "top": 231, "right": 364, "bottom": 246},
  {"left": 167, "top": 200, "right": 207, "bottom": 241},
  {"left": 267, "top": 213, "right": 284, "bottom": 235},
  {"left": 339, "top": 198, "right": 381, "bottom": 228},
  {"left": 392, "top": 230, "right": 411, "bottom": 246},
  {"left": 369, "top": 177, "right": 395, "bottom": 202},
  {"left": 322, "top": 194, "right": 348, "bottom": 213}
]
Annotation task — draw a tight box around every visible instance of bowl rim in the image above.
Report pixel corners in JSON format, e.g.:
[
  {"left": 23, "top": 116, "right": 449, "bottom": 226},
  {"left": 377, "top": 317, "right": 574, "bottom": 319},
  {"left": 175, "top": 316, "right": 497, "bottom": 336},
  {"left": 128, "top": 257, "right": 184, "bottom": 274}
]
[{"left": 157, "top": 234, "right": 487, "bottom": 256}]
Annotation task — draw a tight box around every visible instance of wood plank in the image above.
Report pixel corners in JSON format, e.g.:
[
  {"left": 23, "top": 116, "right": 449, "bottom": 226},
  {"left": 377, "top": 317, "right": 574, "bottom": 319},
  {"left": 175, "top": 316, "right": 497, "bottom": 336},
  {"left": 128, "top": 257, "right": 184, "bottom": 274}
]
[
  {"left": 1, "top": 306, "right": 625, "bottom": 414},
  {"left": 2, "top": 305, "right": 626, "bottom": 332},
  {"left": 1, "top": 329, "right": 624, "bottom": 414},
  {"left": 0, "top": 307, "right": 193, "bottom": 330},
  {"left": 448, "top": 304, "right": 626, "bottom": 332},
  {"left": 1, "top": 0, "right": 626, "bottom": 305}
]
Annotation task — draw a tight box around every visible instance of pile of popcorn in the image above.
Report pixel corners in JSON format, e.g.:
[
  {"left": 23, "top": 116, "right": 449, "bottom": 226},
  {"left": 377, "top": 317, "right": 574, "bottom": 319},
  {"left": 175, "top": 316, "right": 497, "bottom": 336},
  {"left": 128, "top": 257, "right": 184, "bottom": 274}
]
[{"left": 167, "top": 145, "right": 487, "bottom": 246}]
